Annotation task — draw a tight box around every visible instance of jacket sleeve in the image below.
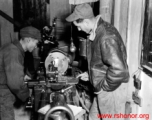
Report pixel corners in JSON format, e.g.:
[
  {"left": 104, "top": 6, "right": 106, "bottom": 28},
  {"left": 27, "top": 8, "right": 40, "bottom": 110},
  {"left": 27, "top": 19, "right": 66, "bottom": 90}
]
[
  {"left": 100, "top": 36, "right": 129, "bottom": 91},
  {"left": 4, "top": 48, "right": 29, "bottom": 102}
]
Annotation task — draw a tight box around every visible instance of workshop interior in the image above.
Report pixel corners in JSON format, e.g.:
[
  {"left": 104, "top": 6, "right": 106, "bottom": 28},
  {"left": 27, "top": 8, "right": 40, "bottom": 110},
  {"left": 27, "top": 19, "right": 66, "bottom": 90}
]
[{"left": 1, "top": 0, "right": 152, "bottom": 120}]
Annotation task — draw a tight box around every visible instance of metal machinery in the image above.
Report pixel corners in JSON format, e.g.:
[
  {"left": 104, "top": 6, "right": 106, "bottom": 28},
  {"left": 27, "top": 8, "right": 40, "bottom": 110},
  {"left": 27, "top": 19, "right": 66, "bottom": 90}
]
[
  {"left": 0, "top": 9, "right": 91, "bottom": 120},
  {"left": 26, "top": 48, "right": 80, "bottom": 120},
  {"left": 25, "top": 18, "right": 89, "bottom": 120}
]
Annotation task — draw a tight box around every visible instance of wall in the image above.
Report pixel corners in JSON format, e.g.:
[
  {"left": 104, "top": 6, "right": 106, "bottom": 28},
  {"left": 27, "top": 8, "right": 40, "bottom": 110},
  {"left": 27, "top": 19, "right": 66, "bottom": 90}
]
[
  {"left": 138, "top": 71, "right": 152, "bottom": 119},
  {"left": 114, "top": 0, "right": 143, "bottom": 107},
  {"left": 126, "top": 0, "right": 143, "bottom": 100},
  {"left": 114, "top": 0, "right": 129, "bottom": 46},
  {"left": 123, "top": 0, "right": 152, "bottom": 119},
  {"left": 113, "top": 0, "right": 152, "bottom": 118},
  {"left": 0, "top": 0, "right": 14, "bottom": 46},
  {"left": 99, "top": 0, "right": 113, "bottom": 23},
  {"left": 49, "top": 0, "right": 71, "bottom": 24},
  {"left": 49, "top": 0, "right": 71, "bottom": 41}
]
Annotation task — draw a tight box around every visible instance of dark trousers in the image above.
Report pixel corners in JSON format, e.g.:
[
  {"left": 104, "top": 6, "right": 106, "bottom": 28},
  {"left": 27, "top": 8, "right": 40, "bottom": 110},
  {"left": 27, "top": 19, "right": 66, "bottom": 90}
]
[{"left": 0, "top": 89, "right": 15, "bottom": 120}]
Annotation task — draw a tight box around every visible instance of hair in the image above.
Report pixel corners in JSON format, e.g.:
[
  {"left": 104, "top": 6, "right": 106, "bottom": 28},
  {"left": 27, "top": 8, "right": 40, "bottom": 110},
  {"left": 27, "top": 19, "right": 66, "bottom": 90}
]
[{"left": 76, "top": 18, "right": 84, "bottom": 23}]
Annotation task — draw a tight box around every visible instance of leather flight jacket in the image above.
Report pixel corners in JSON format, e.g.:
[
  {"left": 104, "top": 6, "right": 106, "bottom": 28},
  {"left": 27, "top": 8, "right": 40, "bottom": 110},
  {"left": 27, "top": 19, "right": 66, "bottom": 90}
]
[{"left": 87, "top": 18, "right": 130, "bottom": 92}]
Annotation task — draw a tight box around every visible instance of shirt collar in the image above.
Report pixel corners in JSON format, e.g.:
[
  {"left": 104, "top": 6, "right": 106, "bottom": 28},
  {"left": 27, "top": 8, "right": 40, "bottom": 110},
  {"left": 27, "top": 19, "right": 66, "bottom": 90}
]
[{"left": 88, "top": 15, "right": 101, "bottom": 41}]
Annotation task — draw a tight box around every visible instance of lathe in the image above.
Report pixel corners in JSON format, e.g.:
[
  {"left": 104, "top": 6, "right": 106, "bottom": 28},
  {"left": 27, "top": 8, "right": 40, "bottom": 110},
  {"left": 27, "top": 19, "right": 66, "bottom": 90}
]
[
  {"left": 24, "top": 18, "right": 92, "bottom": 120},
  {"left": 25, "top": 47, "right": 83, "bottom": 120}
]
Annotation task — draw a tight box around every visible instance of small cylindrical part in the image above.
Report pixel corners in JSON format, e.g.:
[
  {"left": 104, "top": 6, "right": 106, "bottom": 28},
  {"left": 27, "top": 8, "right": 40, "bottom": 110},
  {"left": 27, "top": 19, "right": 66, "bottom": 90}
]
[{"left": 79, "top": 37, "right": 87, "bottom": 57}]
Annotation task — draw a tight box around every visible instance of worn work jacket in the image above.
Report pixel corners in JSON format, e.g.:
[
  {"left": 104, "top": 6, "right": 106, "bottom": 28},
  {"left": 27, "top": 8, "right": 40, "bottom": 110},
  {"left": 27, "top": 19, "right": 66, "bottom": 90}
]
[
  {"left": 0, "top": 40, "right": 29, "bottom": 102},
  {"left": 87, "top": 18, "right": 130, "bottom": 93}
]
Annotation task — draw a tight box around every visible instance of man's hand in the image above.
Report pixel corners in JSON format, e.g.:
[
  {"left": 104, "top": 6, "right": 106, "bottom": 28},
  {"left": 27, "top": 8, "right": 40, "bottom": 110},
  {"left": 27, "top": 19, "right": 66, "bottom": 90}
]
[
  {"left": 76, "top": 72, "right": 89, "bottom": 81},
  {"left": 24, "top": 75, "right": 32, "bottom": 81}
]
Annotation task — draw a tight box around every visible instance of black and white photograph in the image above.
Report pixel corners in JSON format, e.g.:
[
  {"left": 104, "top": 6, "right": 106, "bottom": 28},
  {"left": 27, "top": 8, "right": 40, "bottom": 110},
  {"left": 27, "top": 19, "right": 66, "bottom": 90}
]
[{"left": 0, "top": 0, "right": 151, "bottom": 120}]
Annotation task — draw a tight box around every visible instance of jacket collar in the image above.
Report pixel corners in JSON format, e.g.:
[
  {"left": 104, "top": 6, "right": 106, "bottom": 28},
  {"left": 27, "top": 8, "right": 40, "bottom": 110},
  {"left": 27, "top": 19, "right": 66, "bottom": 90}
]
[
  {"left": 12, "top": 40, "right": 25, "bottom": 57},
  {"left": 96, "top": 17, "right": 104, "bottom": 29},
  {"left": 88, "top": 15, "right": 102, "bottom": 41}
]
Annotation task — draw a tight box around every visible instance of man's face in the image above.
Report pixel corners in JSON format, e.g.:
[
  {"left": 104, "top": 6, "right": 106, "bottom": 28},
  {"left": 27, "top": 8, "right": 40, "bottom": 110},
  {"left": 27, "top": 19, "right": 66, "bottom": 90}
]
[
  {"left": 27, "top": 38, "right": 39, "bottom": 52},
  {"left": 73, "top": 20, "right": 91, "bottom": 34}
]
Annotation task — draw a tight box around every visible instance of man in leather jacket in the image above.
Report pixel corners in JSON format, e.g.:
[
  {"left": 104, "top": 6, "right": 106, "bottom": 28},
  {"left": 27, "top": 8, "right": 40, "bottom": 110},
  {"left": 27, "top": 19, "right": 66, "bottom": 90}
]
[
  {"left": 66, "top": 3, "right": 130, "bottom": 120},
  {"left": 0, "top": 26, "right": 41, "bottom": 120}
]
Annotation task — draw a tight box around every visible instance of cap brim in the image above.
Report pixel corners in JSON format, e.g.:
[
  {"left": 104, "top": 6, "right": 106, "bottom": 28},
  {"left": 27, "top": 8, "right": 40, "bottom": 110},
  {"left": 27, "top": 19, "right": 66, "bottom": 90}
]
[{"left": 66, "top": 12, "right": 80, "bottom": 22}]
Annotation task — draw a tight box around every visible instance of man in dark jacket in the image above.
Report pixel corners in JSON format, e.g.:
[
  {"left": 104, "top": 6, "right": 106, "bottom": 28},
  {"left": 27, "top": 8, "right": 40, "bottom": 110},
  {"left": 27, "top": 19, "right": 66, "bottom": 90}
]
[
  {"left": 66, "top": 3, "right": 130, "bottom": 120},
  {"left": 0, "top": 26, "right": 41, "bottom": 120}
]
